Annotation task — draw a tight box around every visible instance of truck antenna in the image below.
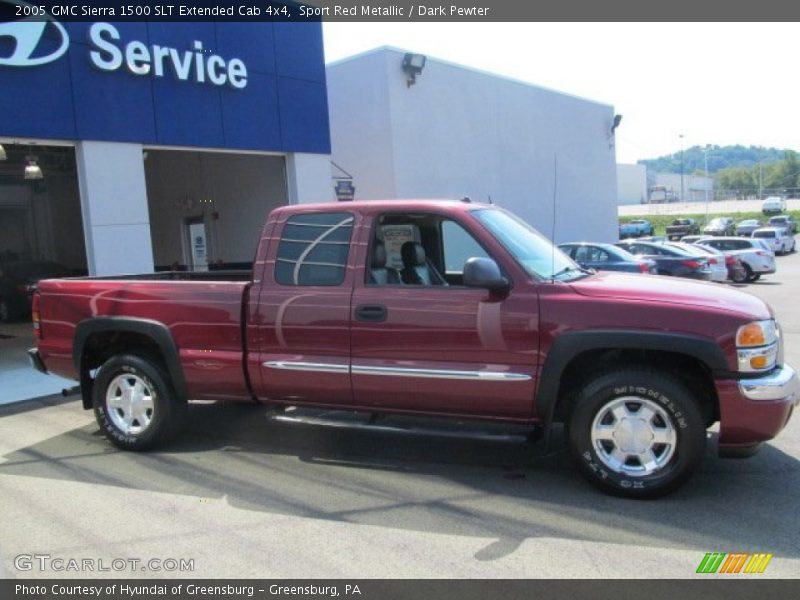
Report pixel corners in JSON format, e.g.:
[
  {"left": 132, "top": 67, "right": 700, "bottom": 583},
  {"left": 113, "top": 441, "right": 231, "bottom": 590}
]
[{"left": 550, "top": 154, "right": 558, "bottom": 283}]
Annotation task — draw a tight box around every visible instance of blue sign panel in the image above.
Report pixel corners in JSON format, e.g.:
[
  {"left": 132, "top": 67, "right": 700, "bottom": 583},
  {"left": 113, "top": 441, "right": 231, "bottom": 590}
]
[{"left": 0, "top": 13, "right": 330, "bottom": 153}]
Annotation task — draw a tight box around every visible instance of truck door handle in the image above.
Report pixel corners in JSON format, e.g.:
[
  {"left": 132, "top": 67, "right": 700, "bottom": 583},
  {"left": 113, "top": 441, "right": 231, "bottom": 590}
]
[{"left": 355, "top": 304, "right": 388, "bottom": 322}]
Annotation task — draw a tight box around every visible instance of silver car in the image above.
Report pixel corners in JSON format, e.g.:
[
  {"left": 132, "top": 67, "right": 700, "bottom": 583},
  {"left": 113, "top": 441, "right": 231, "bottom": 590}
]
[
  {"left": 698, "top": 237, "right": 776, "bottom": 282},
  {"left": 752, "top": 227, "right": 796, "bottom": 255}
]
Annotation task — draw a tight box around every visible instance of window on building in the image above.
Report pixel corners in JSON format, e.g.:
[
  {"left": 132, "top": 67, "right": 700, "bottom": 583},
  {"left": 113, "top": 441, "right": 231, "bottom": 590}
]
[{"left": 275, "top": 212, "right": 353, "bottom": 286}]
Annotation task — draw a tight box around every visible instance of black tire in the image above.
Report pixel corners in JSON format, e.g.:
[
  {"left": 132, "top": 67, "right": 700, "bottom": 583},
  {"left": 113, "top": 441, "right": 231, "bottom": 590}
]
[
  {"left": 752, "top": 274, "right": 761, "bottom": 281},
  {"left": 742, "top": 264, "right": 757, "bottom": 283},
  {"left": 731, "top": 267, "right": 748, "bottom": 284},
  {"left": 92, "top": 353, "right": 187, "bottom": 451},
  {"left": 567, "top": 368, "right": 706, "bottom": 499}
]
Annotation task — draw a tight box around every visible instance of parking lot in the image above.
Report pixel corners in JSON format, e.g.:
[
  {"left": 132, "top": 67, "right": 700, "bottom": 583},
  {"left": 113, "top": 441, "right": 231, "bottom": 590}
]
[{"left": 1, "top": 252, "right": 799, "bottom": 579}]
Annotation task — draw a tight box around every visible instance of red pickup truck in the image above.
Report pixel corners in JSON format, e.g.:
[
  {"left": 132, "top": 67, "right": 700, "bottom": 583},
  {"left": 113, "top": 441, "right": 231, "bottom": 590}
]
[{"left": 29, "top": 200, "right": 798, "bottom": 498}]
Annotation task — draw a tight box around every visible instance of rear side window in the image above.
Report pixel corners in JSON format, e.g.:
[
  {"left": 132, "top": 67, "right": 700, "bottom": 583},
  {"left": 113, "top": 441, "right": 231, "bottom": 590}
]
[
  {"left": 275, "top": 212, "right": 354, "bottom": 286},
  {"left": 575, "top": 246, "right": 610, "bottom": 263}
]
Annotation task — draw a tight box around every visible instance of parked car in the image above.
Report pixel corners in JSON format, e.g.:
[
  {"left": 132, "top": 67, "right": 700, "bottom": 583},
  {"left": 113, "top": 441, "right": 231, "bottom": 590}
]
[
  {"left": 558, "top": 242, "right": 656, "bottom": 274},
  {"left": 665, "top": 218, "right": 700, "bottom": 241},
  {"left": 0, "top": 261, "right": 75, "bottom": 322},
  {"left": 679, "top": 234, "right": 708, "bottom": 244},
  {"left": 768, "top": 214, "right": 797, "bottom": 234},
  {"left": 735, "top": 219, "right": 764, "bottom": 237},
  {"left": 698, "top": 237, "right": 776, "bottom": 282},
  {"left": 702, "top": 217, "right": 736, "bottom": 236},
  {"left": 685, "top": 243, "right": 747, "bottom": 283},
  {"left": 29, "top": 199, "right": 799, "bottom": 499},
  {"left": 752, "top": 227, "right": 796, "bottom": 255},
  {"left": 615, "top": 240, "right": 713, "bottom": 280},
  {"left": 762, "top": 196, "right": 786, "bottom": 215},
  {"left": 664, "top": 242, "right": 727, "bottom": 283},
  {"left": 619, "top": 219, "right": 654, "bottom": 239}
]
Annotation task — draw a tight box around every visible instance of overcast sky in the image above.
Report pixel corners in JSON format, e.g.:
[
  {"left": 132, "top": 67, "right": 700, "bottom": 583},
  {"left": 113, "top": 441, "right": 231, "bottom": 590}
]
[{"left": 322, "top": 22, "right": 800, "bottom": 164}]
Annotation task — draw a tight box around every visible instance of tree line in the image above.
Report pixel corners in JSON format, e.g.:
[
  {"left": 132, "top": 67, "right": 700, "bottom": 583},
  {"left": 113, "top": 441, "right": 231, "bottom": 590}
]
[{"left": 639, "top": 145, "right": 800, "bottom": 195}]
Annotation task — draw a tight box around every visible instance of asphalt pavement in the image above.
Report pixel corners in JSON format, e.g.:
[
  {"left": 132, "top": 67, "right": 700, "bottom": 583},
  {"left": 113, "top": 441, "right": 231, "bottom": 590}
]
[{"left": 1, "top": 254, "right": 799, "bottom": 579}]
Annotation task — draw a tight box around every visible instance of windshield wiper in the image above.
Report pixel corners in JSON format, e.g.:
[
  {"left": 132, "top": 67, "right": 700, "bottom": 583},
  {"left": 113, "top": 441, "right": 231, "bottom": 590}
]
[{"left": 550, "top": 265, "right": 593, "bottom": 280}]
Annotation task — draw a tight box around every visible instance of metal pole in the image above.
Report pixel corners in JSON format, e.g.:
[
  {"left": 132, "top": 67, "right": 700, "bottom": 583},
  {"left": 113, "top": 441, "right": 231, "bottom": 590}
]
[
  {"left": 679, "top": 134, "right": 684, "bottom": 203},
  {"left": 704, "top": 145, "right": 709, "bottom": 220}
]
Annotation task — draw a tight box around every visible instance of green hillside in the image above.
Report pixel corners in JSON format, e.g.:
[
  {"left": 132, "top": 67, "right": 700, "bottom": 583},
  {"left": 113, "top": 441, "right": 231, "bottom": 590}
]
[{"left": 639, "top": 145, "right": 789, "bottom": 175}]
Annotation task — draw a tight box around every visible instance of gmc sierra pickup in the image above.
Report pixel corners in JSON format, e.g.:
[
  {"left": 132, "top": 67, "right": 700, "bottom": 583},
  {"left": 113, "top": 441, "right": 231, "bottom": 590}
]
[{"left": 29, "top": 200, "right": 798, "bottom": 498}]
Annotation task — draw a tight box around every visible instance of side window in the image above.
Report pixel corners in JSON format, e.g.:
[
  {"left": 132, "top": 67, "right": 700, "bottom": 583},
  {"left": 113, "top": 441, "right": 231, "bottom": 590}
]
[
  {"left": 275, "top": 212, "right": 353, "bottom": 286},
  {"left": 586, "top": 247, "right": 609, "bottom": 262},
  {"left": 573, "top": 246, "right": 590, "bottom": 263},
  {"left": 442, "top": 220, "right": 489, "bottom": 274}
]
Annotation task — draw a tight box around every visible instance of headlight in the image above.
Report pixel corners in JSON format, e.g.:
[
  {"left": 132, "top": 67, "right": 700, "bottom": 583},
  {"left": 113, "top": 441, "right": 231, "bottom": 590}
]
[{"left": 737, "top": 319, "right": 779, "bottom": 372}]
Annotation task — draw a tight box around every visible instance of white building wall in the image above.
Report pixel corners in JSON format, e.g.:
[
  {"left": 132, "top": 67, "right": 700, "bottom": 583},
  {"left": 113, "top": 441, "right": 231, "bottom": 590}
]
[
  {"left": 326, "top": 50, "right": 397, "bottom": 200},
  {"left": 327, "top": 47, "right": 619, "bottom": 244},
  {"left": 286, "top": 153, "right": 335, "bottom": 204},
  {"left": 76, "top": 141, "right": 154, "bottom": 276},
  {"left": 654, "top": 172, "right": 714, "bottom": 203},
  {"left": 617, "top": 163, "right": 648, "bottom": 205}
]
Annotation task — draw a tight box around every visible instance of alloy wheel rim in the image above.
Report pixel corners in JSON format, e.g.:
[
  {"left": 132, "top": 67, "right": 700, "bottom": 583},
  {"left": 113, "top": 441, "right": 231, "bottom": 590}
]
[
  {"left": 106, "top": 373, "right": 155, "bottom": 435},
  {"left": 590, "top": 396, "right": 677, "bottom": 477}
]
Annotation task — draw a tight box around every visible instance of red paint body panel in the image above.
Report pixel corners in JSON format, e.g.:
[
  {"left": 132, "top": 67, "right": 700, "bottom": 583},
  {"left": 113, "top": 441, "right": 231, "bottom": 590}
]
[
  {"left": 715, "top": 379, "right": 794, "bottom": 446},
  {"left": 37, "top": 278, "right": 251, "bottom": 400},
  {"left": 33, "top": 199, "right": 795, "bottom": 448}
]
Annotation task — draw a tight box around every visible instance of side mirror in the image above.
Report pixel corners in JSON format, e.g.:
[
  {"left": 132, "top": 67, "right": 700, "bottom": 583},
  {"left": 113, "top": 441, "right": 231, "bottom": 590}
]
[{"left": 463, "top": 257, "right": 510, "bottom": 291}]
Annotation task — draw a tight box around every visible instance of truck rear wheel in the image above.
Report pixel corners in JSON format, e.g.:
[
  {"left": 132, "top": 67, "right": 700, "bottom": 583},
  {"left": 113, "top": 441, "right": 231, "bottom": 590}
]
[
  {"left": 92, "top": 353, "right": 186, "bottom": 450},
  {"left": 567, "top": 368, "right": 706, "bottom": 498}
]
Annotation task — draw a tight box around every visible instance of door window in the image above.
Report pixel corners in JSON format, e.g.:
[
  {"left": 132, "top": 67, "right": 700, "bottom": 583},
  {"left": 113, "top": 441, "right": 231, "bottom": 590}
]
[
  {"left": 275, "top": 212, "right": 353, "bottom": 286},
  {"left": 441, "top": 219, "right": 489, "bottom": 276}
]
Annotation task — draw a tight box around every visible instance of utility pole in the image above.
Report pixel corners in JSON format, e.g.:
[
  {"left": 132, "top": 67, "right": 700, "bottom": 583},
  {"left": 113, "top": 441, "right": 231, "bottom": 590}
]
[
  {"left": 679, "top": 134, "right": 685, "bottom": 202},
  {"left": 704, "top": 145, "right": 710, "bottom": 220}
]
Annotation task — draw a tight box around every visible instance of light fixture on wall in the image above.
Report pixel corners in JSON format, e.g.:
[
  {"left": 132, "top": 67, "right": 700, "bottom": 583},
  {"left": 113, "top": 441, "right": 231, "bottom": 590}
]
[
  {"left": 402, "top": 53, "right": 426, "bottom": 87},
  {"left": 24, "top": 155, "right": 43, "bottom": 180},
  {"left": 0, "top": 144, "right": 7, "bottom": 161},
  {"left": 611, "top": 114, "right": 623, "bottom": 134}
]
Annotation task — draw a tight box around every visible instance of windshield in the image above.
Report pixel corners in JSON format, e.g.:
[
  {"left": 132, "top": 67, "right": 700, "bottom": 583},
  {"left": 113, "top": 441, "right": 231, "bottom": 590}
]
[
  {"left": 473, "top": 209, "right": 583, "bottom": 281},
  {"left": 753, "top": 231, "right": 775, "bottom": 238}
]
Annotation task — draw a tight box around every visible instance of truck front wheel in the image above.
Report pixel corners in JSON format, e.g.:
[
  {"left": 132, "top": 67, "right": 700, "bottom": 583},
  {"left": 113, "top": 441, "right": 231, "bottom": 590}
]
[
  {"left": 567, "top": 369, "right": 706, "bottom": 498},
  {"left": 92, "top": 353, "right": 186, "bottom": 451}
]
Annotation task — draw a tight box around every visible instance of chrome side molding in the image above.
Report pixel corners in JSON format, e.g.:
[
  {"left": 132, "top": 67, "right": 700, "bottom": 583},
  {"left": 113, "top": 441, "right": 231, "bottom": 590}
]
[
  {"left": 262, "top": 361, "right": 349, "bottom": 374},
  {"left": 263, "top": 360, "right": 530, "bottom": 381}
]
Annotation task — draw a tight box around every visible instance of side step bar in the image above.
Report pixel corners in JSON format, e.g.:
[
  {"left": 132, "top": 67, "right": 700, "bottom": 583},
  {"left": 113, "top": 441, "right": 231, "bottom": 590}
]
[{"left": 269, "top": 412, "right": 539, "bottom": 444}]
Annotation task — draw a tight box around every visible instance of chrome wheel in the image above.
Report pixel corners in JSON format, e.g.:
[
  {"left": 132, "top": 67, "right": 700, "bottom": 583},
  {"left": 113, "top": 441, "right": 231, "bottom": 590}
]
[
  {"left": 590, "top": 396, "right": 676, "bottom": 477},
  {"left": 106, "top": 373, "right": 155, "bottom": 435}
]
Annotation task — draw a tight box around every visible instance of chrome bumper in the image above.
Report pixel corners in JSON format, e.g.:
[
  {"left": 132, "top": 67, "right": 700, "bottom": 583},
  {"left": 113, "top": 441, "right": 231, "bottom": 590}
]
[{"left": 738, "top": 364, "right": 800, "bottom": 404}]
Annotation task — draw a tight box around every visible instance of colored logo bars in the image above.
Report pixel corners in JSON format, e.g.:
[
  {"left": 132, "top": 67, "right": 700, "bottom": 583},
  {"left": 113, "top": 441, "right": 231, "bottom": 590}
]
[{"left": 696, "top": 552, "right": 773, "bottom": 574}]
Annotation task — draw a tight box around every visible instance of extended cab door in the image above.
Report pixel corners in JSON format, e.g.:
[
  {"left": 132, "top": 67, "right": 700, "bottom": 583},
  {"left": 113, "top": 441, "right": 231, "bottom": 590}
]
[
  {"left": 252, "top": 209, "right": 357, "bottom": 404},
  {"left": 350, "top": 209, "right": 539, "bottom": 420}
]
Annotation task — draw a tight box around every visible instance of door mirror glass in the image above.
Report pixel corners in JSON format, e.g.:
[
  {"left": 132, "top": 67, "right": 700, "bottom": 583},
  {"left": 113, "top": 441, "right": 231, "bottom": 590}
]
[{"left": 463, "top": 257, "right": 509, "bottom": 291}]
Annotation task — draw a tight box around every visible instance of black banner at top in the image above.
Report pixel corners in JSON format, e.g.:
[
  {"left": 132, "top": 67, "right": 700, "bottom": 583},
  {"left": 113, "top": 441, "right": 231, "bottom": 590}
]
[{"left": 1, "top": 0, "right": 799, "bottom": 22}]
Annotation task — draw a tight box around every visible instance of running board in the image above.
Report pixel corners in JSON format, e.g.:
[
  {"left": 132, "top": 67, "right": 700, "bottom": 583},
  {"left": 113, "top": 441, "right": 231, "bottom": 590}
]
[{"left": 269, "top": 412, "right": 537, "bottom": 444}]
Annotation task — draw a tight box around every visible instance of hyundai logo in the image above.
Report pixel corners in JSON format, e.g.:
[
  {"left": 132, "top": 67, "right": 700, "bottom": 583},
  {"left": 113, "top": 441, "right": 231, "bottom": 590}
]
[{"left": 0, "top": 1, "right": 69, "bottom": 67}]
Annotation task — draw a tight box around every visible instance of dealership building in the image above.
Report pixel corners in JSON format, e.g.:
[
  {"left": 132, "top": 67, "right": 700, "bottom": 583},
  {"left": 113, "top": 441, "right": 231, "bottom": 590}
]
[
  {"left": 2, "top": 26, "right": 620, "bottom": 277},
  {"left": 0, "top": 19, "right": 332, "bottom": 275},
  {"left": 326, "top": 47, "right": 619, "bottom": 245}
]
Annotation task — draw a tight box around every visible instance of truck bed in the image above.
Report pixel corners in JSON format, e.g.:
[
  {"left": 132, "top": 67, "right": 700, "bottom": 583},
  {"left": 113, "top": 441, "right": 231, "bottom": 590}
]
[{"left": 36, "top": 271, "right": 253, "bottom": 401}]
